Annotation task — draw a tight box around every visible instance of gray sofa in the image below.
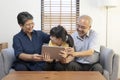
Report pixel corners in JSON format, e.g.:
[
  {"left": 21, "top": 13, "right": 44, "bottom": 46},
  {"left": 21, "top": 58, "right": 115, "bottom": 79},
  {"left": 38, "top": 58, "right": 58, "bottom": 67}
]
[
  {"left": 0, "top": 52, "right": 5, "bottom": 80},
  {"left": 0, "top": 46, "right": 119, "bottom": 80}
]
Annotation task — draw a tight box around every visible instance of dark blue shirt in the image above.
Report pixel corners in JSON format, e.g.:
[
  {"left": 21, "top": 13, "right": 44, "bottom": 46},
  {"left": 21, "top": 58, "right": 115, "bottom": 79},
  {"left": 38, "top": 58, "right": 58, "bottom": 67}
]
[{"left": 12, "top": 30, "right": 50, "bottom": 70}]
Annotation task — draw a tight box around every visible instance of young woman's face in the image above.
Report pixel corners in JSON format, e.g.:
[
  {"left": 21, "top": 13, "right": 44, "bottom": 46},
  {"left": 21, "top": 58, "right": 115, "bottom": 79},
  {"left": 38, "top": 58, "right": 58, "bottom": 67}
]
[{"left": 50, "top": 36, "right": 63, "bottom": 46}]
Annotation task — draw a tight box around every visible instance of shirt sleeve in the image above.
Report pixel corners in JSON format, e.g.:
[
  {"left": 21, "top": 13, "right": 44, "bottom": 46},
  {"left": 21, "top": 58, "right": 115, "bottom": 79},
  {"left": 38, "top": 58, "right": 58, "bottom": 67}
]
[
  {"left": 41, "top": 31, "right": 50, "bottom": 43},
  {"left": 13, "top": 36, "right": 23, "bottom": 58}
]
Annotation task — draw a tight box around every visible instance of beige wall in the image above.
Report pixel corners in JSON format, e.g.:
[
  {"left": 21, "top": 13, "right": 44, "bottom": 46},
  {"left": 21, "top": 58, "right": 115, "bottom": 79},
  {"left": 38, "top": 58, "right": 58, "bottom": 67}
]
[
  {"left": 0, "top": 0, "right": 119, "bottom": 78},
  {"left": 80, "top": 0, "right": 120, "bottom": 78},
  {"left": 107, "top": 6, "right": 120, "bottom": 78},
  {"left": 80, "top": 0, "right": 120, "bottom": 77},
  {"left": 0, "top": 0, "right": 41, "bottom": 47}
]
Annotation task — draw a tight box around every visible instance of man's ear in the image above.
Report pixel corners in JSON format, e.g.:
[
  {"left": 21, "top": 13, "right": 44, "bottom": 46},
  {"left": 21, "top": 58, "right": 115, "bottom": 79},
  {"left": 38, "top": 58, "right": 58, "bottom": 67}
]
[{"left": 89, "top": 26, "right": 91, "bottom": 28}]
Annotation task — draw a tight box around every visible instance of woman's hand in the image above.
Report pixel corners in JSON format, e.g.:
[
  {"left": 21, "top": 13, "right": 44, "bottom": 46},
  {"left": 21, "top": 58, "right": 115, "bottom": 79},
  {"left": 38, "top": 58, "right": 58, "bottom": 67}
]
[
  {"left": 59, "top": 50, "right": 67, "bottom": 58},
  {"left": 32, "top": 54, "right": 43, "bottom": 61},
  {"left": 59, "top": 47, "right": 75, "bottom": 63},
  {"left": 66, "top": 47, "right": 76, "bottom": 57},
  {"left": 59, "top": 47, "right": 74, "bottom": 58}
]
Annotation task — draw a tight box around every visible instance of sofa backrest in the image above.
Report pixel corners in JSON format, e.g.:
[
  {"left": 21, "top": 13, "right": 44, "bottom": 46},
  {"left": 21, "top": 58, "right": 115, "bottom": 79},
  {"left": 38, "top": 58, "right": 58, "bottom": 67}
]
[{"left": 1, "top": 48, "right": 15, "bottom": 74}]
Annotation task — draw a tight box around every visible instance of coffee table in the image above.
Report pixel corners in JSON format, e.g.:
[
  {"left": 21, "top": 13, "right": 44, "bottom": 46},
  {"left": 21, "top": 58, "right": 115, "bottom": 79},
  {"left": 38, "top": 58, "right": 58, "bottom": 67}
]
[{"left": 2, "top": 71, "right": 106, "bottom": 80}]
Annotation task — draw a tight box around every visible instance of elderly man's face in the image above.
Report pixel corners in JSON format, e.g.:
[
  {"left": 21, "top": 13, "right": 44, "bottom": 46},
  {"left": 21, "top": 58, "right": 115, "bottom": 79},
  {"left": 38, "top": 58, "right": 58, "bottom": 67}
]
[{"left": 77, "top": 18, "right": 91, "bottom": 38}]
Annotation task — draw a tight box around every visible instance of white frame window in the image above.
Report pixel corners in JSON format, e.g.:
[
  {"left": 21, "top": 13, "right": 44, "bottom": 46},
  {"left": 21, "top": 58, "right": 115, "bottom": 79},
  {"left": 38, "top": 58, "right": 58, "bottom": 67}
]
[{"left": 41, "top": 0, "right": 79, "bottom": 33}]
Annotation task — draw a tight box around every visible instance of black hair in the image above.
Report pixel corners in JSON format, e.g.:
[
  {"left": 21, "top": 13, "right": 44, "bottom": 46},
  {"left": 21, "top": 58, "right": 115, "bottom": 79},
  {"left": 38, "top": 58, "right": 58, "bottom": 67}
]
[
  {"left": 50, "top": 25, "right": 74, "bottom": 47},
  {"left": 17, "top": 11, "right": 33, "bottom": 26}
]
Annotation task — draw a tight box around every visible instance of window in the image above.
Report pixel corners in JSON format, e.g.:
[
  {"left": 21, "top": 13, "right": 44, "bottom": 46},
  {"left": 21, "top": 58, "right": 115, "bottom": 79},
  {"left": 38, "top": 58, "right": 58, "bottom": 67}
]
[{"left": 41, "top": 0, "right": 79, "bottom": 33}]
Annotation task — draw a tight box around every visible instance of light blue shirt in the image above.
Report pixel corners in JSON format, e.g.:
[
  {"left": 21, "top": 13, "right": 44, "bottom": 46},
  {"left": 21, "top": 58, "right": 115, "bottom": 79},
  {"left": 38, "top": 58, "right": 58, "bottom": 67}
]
[{"left": 71, "top": 30, "right": 100, "bottom": 64}]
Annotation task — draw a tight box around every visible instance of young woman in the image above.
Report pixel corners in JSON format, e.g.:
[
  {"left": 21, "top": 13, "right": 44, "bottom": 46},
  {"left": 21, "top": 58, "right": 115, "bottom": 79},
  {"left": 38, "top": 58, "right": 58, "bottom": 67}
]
[{"left": 44, "top": 25, "right": 80, "bottom": 71}]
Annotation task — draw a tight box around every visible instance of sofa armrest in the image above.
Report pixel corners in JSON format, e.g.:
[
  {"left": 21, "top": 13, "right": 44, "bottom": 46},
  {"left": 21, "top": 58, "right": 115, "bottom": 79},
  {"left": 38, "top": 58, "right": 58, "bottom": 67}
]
[
  {"left": 1, "top": 48, "right": 15, "bottom": 74},
  {"left": 111, "top": 54, "right": 119, "bottom": 80},
  {"left": 100, "top": 46, "right": 114, "bottom": 75},
  {"left": 0, "top": 53, "right": 5, "bottom": 80}
]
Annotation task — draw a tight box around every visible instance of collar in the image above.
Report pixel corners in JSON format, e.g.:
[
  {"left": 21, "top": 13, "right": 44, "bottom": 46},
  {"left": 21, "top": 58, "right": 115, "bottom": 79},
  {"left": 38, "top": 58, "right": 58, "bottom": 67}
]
[
  {"left": 48, "top": 40, "right": 69, "bottom": 47},
  {"left": 76, "top": 30, "right": 90, "bottom": 40},
  {"left": 20, "top": 29, "right": 35, "bottom": 36}
]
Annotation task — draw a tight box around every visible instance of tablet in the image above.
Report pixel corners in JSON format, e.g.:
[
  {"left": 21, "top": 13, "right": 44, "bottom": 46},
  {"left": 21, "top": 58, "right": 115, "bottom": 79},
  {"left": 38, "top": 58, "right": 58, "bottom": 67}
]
[{"left": 41, "top": 45, "right": 65, "bottom": 60}]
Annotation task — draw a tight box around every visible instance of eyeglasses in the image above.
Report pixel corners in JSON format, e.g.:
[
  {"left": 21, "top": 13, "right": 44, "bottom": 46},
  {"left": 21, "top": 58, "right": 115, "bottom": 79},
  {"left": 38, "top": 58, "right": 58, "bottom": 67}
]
[
  {"left": 77, "top": 24, "right": 86, "bottom": 29},
  {"left": 77, "top": 24, "right": 88, "bottom": 30}
]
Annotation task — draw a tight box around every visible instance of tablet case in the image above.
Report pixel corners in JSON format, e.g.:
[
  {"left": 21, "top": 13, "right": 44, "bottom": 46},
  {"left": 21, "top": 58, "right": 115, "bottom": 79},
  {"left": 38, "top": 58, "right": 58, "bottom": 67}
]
[{"left": 41, "top": 45, "right": 65, "bottom": 60}]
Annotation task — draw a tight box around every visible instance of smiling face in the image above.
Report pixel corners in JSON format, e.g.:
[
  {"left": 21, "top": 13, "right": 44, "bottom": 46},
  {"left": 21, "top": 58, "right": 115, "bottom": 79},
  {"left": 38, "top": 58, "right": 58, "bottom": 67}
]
[
  {"left": 77, "top": 15, "right": 92, "bottom": 38},
  {"left": 17, "top": 12, "right": 34, "bottom": 34},
  {"left": 20, "top": 19, "right": 34, "bottom": 34}
]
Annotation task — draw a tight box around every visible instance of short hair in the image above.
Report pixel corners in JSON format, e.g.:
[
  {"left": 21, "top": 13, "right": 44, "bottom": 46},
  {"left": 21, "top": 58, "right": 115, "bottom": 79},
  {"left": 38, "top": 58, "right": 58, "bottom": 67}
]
[
  {"left": 50, "top": 25, "right": 74, "bottom": 47},
  {"left": 17, "top": 11, "right": 33, "bottom": 25},
  {"left": 77, "top": 15, "right": 92, "bottom": 26}
]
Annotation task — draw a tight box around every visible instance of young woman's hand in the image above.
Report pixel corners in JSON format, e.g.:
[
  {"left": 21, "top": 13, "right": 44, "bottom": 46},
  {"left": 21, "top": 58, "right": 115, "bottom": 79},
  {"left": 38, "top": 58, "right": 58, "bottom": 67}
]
[
  {"left": 66, "top": 47, "right": 76, "bottom": 57},
  {"left": 43, "top": 52, "right": 53, "bottom": 62},
  {"left": 59, "top": 50, "right": 68, "bottom": 58},
  {"left": 59, "top": 47, "right": 74, "bottom": 58}
]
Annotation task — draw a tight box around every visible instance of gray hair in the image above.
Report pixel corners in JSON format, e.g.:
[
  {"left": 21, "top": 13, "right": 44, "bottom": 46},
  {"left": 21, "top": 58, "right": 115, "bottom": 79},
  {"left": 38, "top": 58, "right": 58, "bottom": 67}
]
[{"left": 77, "top": 15, "right": 92, "bottom": 26}]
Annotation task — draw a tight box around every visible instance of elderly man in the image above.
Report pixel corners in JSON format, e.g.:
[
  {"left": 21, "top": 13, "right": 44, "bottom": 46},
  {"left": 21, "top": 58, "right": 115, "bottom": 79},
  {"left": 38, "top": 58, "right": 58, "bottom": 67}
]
[{"left": 69, "top": 15, "right": 103, "bottom": 74}]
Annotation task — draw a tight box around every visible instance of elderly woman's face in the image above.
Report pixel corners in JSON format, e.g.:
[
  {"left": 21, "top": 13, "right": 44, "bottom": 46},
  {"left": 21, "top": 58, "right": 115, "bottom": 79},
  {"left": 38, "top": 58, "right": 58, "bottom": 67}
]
[{"left": 21, "top": 19, "right": 34, "bottom": 33}]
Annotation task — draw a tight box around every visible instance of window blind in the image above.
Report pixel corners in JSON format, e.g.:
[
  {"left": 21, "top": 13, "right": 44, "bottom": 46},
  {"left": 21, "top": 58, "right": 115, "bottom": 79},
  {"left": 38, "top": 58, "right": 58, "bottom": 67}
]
[{"left": 41, "top": 0, "right": 79, "bottom": 34}]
